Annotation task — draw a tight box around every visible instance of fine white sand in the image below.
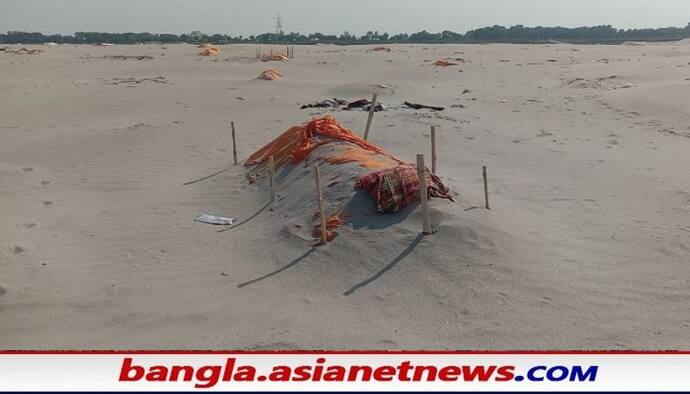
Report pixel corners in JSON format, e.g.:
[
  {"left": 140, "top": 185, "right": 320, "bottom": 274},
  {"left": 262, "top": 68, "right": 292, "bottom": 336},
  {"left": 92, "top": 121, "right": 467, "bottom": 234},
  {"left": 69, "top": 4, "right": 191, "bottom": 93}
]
[{"left": 1, "top": 42, "right": 689, "bottom": 349}]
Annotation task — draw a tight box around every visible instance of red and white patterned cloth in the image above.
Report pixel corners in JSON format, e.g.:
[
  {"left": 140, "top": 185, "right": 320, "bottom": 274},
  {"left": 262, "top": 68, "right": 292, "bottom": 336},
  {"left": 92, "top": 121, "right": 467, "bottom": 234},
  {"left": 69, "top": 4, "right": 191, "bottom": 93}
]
[{"left": 355, "top": 164, "right": 454, "bottom": 213}]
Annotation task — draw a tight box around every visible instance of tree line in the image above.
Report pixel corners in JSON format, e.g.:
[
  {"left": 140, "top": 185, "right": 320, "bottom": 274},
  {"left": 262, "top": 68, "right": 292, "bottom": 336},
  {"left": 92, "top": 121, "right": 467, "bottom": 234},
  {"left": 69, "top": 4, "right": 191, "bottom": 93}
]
[{"left": 2, "top": 24, "right": 690, "bottom": 45}]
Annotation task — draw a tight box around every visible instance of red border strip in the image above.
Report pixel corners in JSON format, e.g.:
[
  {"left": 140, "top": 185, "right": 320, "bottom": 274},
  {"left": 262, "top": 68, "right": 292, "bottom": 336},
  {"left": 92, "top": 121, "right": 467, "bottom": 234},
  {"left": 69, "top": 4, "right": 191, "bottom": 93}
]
[{"left": 0, "top": 350, "right": 688, "bottom": 354}]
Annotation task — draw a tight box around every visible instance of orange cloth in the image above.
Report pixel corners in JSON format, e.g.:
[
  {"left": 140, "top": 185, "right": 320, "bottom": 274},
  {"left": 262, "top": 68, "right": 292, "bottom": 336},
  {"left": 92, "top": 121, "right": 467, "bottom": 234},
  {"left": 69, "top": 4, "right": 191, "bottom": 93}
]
[
  {"left": 261, "top": 53, "right": 290, "bottom": 62},
  {"left": 323, "top": 147, "right": 395, "bottom": 170},
  {"left": 244, "top": 116, "right": 403, "bottom": 168},
  {"left": 200, "top": 47, "right": 220, "bottom": 56},
  {"left": 433, "top": 58, "right": 458, "bottom": 66},
  {"left": 312, "top": 212, "right": 344, "bottom": 242}
]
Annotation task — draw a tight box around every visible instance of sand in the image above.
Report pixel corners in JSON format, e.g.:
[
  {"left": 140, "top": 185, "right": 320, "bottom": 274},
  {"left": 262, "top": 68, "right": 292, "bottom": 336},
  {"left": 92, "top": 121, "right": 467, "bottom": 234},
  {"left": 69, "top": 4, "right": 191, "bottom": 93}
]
[{"left": 1, "top": 42, "right": 688, "bottom": 349}]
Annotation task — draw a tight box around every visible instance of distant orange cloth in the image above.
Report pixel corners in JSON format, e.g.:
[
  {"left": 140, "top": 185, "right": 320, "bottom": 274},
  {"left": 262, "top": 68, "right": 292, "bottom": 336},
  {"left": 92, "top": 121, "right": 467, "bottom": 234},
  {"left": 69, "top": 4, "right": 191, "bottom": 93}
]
[
  {"left": 257, "top": 69, "right": 283, "bottom": 80},
  {"left": 200, "top": 47, "right": 220, "bottom": 56},
  {"left": 433, "top": 58, "right": 458, "bottom": 66},
  {"left": 261, "top": 53, "right": 289, "bottom": 62}
]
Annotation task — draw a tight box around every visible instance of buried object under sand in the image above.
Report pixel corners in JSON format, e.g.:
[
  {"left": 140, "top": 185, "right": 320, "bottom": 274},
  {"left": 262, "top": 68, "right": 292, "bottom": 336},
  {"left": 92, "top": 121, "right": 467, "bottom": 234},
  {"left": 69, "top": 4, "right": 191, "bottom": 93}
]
[
  {"left": 243, "top": 116, "right": 453, "bottom": 242},
  {"left": 200, "top": 46, "right": 220, "bottom": 56},
  {"left": 257, "top": 69, "right": 283, "bottom": 80},
  {"left": 260, "top": 53, "right": 290, "bottom": 62}
]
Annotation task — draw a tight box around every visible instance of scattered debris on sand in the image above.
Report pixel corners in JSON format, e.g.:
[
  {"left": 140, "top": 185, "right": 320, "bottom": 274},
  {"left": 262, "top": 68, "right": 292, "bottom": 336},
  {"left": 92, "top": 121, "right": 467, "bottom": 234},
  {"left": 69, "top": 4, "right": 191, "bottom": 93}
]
[
  {"left": 300, "top": 98, "right": 349, "bottom": 109},
  {"left": 103, "top": 54, "right": 154, "bottom": 61},
  {"left": 106, "top": 76, "right": 169, "bottom": 86},
  {"left": 300, "top": 98, "right": 387, "bottom": 111},
  {"left": 433, "top": 58, "right": 459, "bottom": 66},
  {"left": 224, "top": 56, "right": 258, "bottom": 64},
  {"left": 346, "top": 98, "right": 387, "bottom": 111},
  {"left": 195, "top": 214, "right": 234, "bottom": 226},
  {"left": 403, "top": 101, "right": 445, "bottom": 111},
  {"left": 81, "top": 54, "right": 154, "bottom": 61}
]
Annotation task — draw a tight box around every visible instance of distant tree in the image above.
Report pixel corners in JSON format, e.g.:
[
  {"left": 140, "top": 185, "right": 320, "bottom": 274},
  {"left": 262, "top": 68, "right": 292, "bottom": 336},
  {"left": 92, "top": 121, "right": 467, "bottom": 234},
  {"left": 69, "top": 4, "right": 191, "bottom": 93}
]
[{"left": 2, "top": 23, "right": 690, "bottom": 46}]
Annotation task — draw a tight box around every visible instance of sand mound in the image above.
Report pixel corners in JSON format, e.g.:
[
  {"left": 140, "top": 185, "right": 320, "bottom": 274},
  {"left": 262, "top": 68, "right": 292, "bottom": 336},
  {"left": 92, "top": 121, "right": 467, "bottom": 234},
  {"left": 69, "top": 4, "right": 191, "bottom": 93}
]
[
  {"left": 257, "top": 69, "right": 283, "bottom": 80},
  {"left": 243, "top": 116, "right": 452, "bottom": 242},
  {"left": 261, "top": 53, "right": 290, "bottom": 62},
  {"left": 200, "top": 46, "right": 220, "bottom": 56}
]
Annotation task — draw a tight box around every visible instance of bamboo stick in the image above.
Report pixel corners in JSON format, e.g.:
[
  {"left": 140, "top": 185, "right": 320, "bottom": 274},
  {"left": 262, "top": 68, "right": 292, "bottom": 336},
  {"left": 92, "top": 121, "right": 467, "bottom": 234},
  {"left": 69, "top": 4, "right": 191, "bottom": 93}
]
[
  {"left": 315, "top": 166, "right": 328, "bottom": 244},
  {"left": 363, "top": 93, "right": 378, "bottom": 141},
  {"left": 268, "top": 156, "right": 276, "bottom": 202},
  {"left": 231, "top": 121, "right": 238, "bottom": 166},
  {"left": 430, "top": 125, "right": 437, "bottom": 174},
  {"left": 483, "top": 165, "right": 490, "bottom": 210},
  {"left": 417, "top": 154, "right": 432, "bottom": 235}
]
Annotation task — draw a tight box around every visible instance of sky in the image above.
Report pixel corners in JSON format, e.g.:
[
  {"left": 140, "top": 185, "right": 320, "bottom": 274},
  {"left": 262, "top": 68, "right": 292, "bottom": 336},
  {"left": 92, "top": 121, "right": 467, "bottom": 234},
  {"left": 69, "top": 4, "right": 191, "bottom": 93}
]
[{"left": 1, "top": 0, "right": 689, "bottom": 36}]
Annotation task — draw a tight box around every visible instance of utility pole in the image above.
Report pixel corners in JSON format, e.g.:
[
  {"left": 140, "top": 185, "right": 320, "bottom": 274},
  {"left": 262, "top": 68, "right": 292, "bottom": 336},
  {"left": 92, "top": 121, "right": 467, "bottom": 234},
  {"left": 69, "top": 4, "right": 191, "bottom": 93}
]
[{"left": 275, "top": 13, "right": 284, "bottom": 35}]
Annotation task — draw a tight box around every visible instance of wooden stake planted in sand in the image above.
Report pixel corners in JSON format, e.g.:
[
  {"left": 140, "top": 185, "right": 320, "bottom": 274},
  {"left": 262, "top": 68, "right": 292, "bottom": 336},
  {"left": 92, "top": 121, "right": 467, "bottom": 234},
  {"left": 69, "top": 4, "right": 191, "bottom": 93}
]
[
  {"left": 363, "top": 93, "right": 378, "bottom": 141},
  {"left": 430, "top": 125, "right": 437, "bottom": 174},
  {"left": 483, "top": 165, "right": 490, "bottom": 210},
  {"left": 268, "top": 155, "right": 276, "bottom": 202},
  {"left": 315, "top": 166, "right": 328, "bottom": 244},
  {"left": 231, "top": 121, "right": 238, "bottom": 166},
  {"left": 417, "top": 154, "right": 432, "bottom": 235}
]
